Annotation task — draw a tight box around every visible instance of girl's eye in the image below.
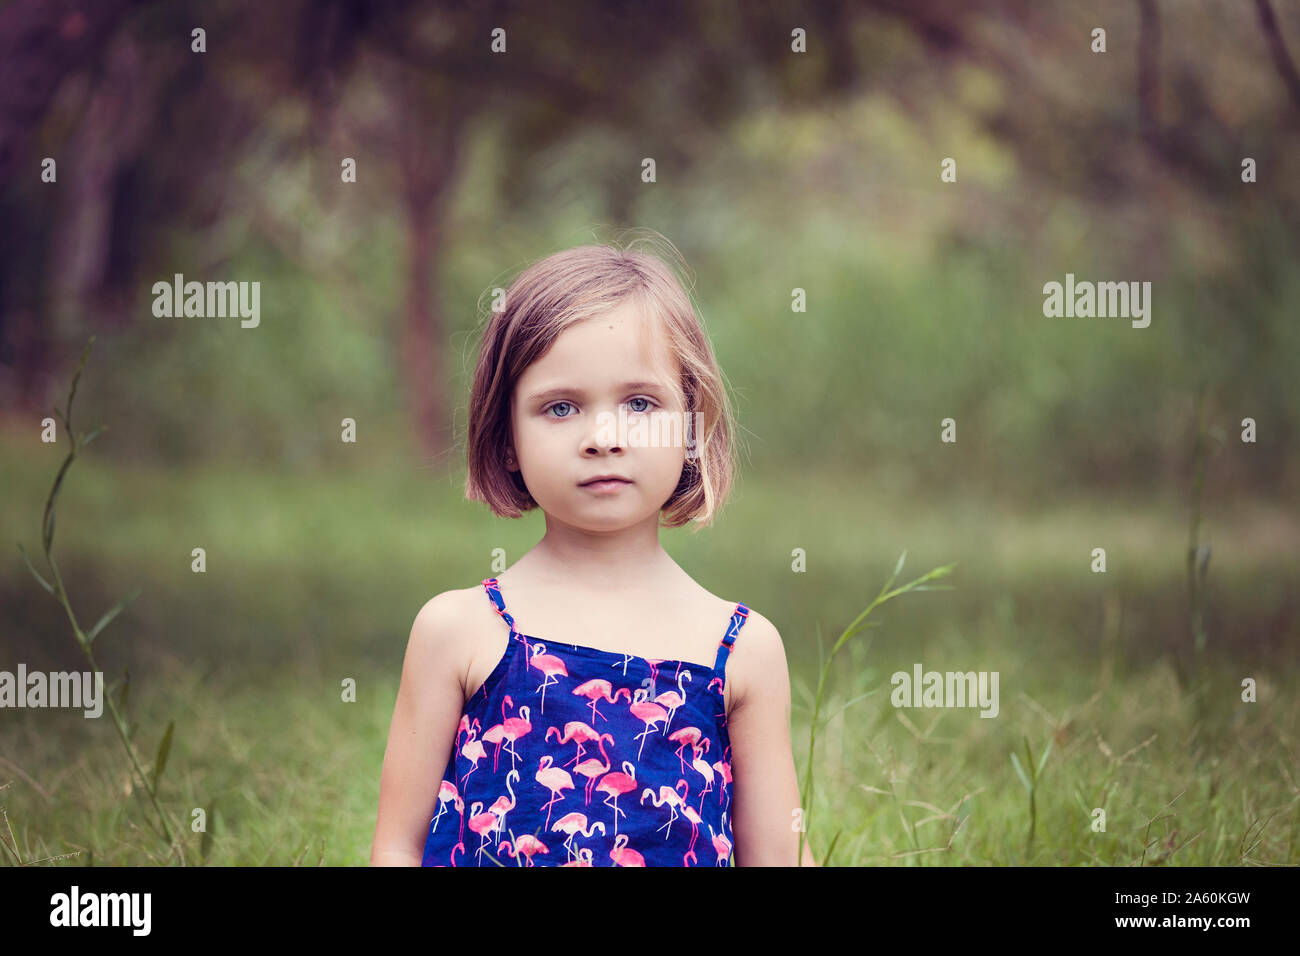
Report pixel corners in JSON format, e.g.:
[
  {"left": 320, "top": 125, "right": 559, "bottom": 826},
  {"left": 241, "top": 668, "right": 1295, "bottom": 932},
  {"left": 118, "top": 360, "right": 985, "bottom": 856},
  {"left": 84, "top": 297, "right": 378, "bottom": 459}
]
[{"left": 545, "top": 398, "right": 654, "bottom": 417}]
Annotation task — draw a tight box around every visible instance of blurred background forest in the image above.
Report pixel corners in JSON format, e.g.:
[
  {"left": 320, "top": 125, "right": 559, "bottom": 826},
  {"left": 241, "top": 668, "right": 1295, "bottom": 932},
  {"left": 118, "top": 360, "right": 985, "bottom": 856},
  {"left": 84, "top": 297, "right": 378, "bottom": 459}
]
[{"left": 1, "top": 0, "right": 1297, "bottom": 865}]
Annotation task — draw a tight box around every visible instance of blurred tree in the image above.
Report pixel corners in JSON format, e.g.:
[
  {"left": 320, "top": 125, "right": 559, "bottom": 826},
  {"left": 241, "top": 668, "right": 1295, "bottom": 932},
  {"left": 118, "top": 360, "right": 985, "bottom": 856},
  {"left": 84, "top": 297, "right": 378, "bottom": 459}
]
[
  {"left": 1, "top": 0, "right": 1297, "bottom": 467},
  {"left": 0, "top": 0, "right": 989, "bottom": 460}
]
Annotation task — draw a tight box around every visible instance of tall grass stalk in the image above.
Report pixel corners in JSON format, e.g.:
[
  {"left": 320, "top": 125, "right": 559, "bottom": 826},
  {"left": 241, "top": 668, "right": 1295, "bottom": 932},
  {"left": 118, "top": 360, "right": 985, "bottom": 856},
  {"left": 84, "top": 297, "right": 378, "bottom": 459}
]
[
  {"left": 798, "top": 550, "right": 955, "bottom": 865},
  {"left": 15, "top": 337, "right": 187, "bottom": 864},
  {"left": 1009, "top": 734, "right": 1053, "bottom": 858}
]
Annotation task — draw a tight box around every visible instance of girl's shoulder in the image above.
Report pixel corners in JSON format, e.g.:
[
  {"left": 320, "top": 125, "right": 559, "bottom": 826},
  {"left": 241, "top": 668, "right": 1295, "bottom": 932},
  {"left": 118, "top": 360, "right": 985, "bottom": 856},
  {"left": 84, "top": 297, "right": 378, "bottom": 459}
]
[
  {"left": 408, "top": 583, "right": 512, "bottom": 702},
  {"left": 411, "top": 584, "right": 490, "bottom": 631},
  {"left": 413, "top": 582, "right": 511, "bottom": 645}
]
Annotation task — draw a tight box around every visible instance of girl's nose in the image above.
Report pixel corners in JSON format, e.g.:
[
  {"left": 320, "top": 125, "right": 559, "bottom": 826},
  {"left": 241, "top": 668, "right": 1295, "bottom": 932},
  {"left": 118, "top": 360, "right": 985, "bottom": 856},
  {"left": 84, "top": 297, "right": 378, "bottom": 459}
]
[{"left": 584, "top": 406, "right": 623, "bottom": 453}]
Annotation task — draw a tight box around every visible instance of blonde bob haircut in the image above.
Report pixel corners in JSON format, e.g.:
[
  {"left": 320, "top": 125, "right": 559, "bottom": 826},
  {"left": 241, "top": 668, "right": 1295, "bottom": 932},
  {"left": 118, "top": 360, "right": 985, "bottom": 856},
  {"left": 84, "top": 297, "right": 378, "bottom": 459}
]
[{"left": 464, "top": 235, "right": 738, "bottom": 531}]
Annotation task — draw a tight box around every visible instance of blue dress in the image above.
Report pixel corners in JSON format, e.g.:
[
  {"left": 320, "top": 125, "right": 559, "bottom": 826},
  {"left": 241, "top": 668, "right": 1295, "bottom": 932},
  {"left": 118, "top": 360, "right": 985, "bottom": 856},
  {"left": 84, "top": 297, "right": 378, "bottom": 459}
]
[{"left": 421, "top": 577, "right": 751, "bottom": 866}]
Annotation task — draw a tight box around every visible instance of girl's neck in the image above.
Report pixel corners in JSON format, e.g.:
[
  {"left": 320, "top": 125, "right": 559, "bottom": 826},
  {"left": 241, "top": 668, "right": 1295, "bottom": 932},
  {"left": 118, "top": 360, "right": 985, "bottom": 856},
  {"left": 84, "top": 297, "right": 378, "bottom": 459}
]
[{"left": 507, "top": 513, "right": 681, "bottom": 594}]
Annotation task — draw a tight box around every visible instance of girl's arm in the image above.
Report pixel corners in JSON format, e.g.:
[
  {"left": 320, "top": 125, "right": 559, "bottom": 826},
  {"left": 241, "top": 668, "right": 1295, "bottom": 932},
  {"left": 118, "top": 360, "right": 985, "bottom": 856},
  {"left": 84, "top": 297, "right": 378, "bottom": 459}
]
[
  {"left": 725, "top": 610, "right": 819, "bottom": 867},
  {"left": 370, "top": 591, "right": 471, "bottom": 866}
]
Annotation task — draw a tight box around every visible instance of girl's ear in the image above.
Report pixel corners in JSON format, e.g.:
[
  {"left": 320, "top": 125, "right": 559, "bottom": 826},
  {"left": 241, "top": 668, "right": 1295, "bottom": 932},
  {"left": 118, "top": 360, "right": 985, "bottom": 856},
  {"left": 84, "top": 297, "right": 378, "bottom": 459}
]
[{"left": 505, "top": 448, "right": 518, "bottom": 471}]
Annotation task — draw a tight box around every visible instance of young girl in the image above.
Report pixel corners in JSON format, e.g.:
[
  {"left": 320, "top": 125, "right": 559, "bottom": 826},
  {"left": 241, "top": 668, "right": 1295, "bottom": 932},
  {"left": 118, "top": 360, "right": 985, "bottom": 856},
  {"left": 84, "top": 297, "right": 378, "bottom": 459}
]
[{"left": 371, "top": 238, "right": 815, "bottom": 867}]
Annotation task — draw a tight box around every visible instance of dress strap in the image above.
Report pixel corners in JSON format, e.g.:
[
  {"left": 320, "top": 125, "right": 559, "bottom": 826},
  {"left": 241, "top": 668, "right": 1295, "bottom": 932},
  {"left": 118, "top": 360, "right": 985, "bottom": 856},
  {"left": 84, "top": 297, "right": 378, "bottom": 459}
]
[
  {"left": 481, "top": 578, "right": 519, "bottom": 634},
  {"left": 713, "top": 603, "right": 751, "bottom": 675}
]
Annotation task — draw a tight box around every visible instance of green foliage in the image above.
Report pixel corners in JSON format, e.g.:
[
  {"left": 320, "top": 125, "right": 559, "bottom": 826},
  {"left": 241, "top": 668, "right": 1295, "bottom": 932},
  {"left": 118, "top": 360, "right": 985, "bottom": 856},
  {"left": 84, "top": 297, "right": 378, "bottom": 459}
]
[{"left": 798, "top": 551, "right": 956, "bottom": 865}]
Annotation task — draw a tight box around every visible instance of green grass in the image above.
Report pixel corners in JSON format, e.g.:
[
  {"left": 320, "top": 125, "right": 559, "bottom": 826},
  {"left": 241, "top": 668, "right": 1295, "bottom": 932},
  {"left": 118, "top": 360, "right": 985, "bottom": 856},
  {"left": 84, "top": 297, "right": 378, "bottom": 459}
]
[{"left": 2, "top": 430, "right": 1297, "bottom": 865}]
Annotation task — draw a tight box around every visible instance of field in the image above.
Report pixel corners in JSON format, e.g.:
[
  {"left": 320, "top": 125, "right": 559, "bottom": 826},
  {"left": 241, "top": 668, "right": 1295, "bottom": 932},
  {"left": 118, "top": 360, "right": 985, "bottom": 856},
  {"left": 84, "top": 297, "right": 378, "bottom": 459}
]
[{"left": 3, "top": 436, "right": 1295, "bottom": 865}]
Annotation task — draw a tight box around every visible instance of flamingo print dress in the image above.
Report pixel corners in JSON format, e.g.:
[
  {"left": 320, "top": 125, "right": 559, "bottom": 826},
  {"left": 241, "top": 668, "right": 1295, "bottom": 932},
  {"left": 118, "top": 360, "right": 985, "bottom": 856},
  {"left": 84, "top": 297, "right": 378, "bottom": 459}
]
[{"left": 421, "top": 578, "right": 751, "bottom": 867}]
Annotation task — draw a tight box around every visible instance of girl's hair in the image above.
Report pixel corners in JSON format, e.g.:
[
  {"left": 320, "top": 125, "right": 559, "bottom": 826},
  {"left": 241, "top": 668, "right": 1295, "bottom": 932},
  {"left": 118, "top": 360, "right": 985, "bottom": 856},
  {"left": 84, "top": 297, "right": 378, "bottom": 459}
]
[{"left": 465, "top": 234, "right": 737, "bottom": 531}]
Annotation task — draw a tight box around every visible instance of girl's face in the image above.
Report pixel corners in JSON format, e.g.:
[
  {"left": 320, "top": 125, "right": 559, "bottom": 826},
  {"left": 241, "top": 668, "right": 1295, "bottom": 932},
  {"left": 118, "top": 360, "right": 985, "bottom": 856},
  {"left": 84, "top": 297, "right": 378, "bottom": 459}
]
[{"left": 507, "top": 301, "right": 688, "bottom": 533}]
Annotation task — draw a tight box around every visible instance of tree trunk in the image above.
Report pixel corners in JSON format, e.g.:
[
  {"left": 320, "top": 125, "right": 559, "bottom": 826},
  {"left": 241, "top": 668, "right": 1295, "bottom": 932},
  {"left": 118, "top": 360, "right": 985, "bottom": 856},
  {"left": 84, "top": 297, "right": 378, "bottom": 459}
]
[
  {"left": 402, "top": 198, "right": 449, "bottom": 465},
  {"left": 0, "top": 0, "right": 144, "bottom": 417},
  {"left": 393, "top": 68, "right": 469, "bottom": 466}
]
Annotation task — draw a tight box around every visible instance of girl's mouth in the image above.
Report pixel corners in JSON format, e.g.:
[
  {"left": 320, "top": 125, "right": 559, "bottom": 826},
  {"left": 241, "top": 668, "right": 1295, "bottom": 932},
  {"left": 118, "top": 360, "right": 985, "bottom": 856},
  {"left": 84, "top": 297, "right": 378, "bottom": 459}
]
[{"left": 580, "top": 478, "right": 632, "bottom": 493}]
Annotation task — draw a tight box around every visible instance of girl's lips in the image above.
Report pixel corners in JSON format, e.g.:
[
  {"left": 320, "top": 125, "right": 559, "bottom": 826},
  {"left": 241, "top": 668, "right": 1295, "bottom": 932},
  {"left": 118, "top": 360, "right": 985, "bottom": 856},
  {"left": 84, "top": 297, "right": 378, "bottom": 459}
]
[{"left": 580, "top": 478, "right": 632, "bottom": 492}]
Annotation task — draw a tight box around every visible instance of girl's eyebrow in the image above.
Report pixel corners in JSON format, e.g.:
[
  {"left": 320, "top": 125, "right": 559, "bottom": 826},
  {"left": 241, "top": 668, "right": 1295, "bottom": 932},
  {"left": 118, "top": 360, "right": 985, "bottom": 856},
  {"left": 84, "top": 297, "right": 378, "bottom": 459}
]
[{"left": 527, "top": 381, "right": 667, "bottom": 403}]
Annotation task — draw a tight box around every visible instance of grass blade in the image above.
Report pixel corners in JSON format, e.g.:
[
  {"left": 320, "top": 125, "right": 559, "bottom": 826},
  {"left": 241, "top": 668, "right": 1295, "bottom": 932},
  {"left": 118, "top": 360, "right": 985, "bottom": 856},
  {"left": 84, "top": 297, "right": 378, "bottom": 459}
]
[
  {"left": 16, "top": 542, "right": 54, "bottom": 595},
  {"left": 892, "top": 550, "right": 908, "bottom": 581},
  {"left": 821, "top": 826, "right": 842, "bottom": 866},
  {"left": 1036, "top": 735, "right": 1054, "bottom": 776},
  {"left": 199, "top": 798, "right": 216, "bottom": 863},
  {"left": 87, "top": 587, "right": 143, "bottom": 645},
  {"left": 152, "top": 719, "right": 175, "bottom": 788},
  {"left": 1009, "top": 751, "right": 1031, "bottom": 793}
]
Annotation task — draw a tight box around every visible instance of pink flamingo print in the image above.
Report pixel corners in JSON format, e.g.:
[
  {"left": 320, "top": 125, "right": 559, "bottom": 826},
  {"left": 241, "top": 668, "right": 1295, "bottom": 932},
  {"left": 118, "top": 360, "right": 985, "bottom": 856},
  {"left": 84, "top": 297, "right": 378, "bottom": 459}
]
[
  {"left": 629, "top": 687, "right": 668, "bottom": 758},
  {"left": 449, "top": 840, "right": 465, "bottom": 866},
  {"left": 609, "top": 833, "right": 645, "bottom": 867},
  {"left": 429, "top": 779, "right": 461, "bottom": 834},
  {"left": 709, "top": 819, "right": 732, "bottom": 866},
  {"left": 481, "top": 697, "right": 509, "bottom": 772},
  {"left": 535, "top": 754, "right": 574, "bottom": 829},
  {"left": 713, "top": 749, "right": 734, "bottom": 808},
  {"left": 690, "top": 744, "right": 715, "bottom": 810},
  {"left": 641, "top": 779, "right": 689, "bottom": 838},
  {"left": 498, "top": 833, "right": 549, "bottom": 866},
  {"left": 453, "top": 713, "right": 472, "bottom": 746},
  {"left": 550, "top": 812, "right": 606, "bottom": 863},
  {"left": 561, "top": 847, "right": 595, "bottom": 866},
  {"left": 654, "top": 668, "right": 692, "bottom": 733},
  {"left": 679, "top": 802, "right": 704, "bottom": 864},
  {"left": 449, "top": 713, "right": 475, "bottom": 761},
  {"left": 644, "top": 658, "right": 666, "bottom": 693},
  {"left": 527, "top": 642, "right": 568, "bottom": 714},
  {"left": 571, "top": 734, "right": 614, "bottom": 804},
  {"left": 482, "top": 696, "right": 529, "bottom": 773},
  {"left": 595, "top": 761, "right": 638, "bottom": 836},
  {"left": 545, "top": 719, "right": 602, "bottom": 769},
  {"left": 486, "top": 769, "right": 520, "bottom": 837},
  {"left": 458, "top": 725, "right": 487, "bottom": 791},
  {"left": 499, "top": 703, "right": 532, "bottom": 773},
  {"left": 481, "top": 723, "right": 506, "bottom": 772},
  {"left": 466, "top": 801, "right": 501, "bottom": 864},
  {"left": 572, "top": 679, "right": 631, "bottom": 724},
  {"left": 668, "top": 726, "right": 706, "bottom": 773}
]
